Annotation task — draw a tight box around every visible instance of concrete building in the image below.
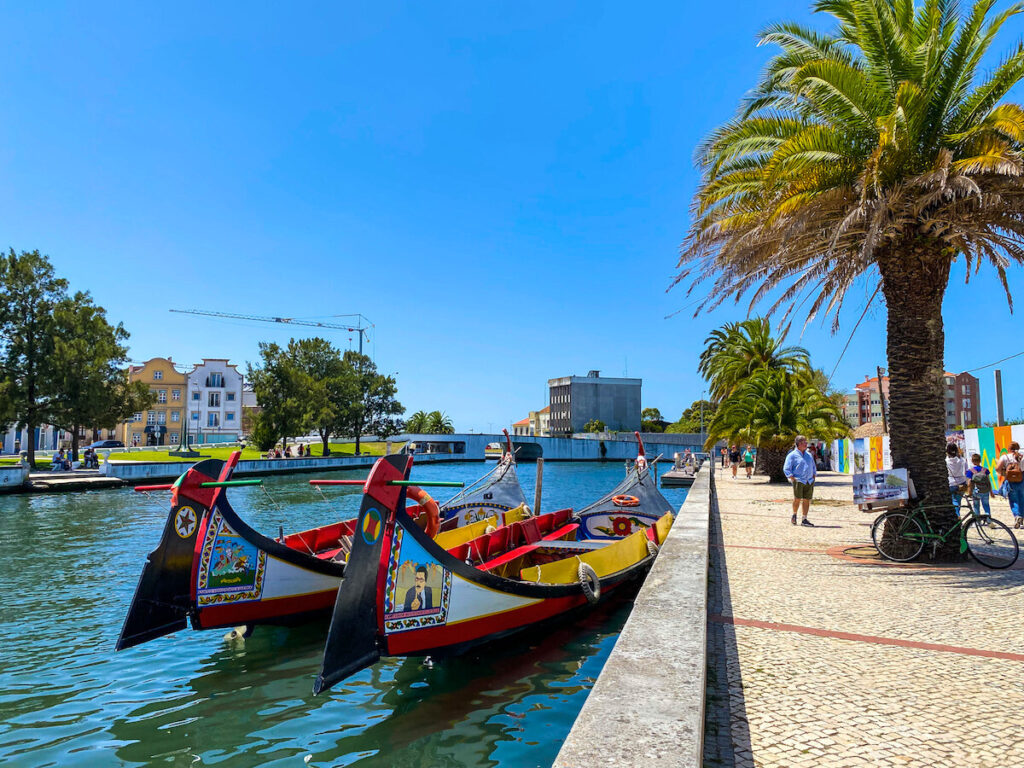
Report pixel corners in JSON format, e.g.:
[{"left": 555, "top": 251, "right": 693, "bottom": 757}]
[
  {"left": 0, "top": 424, "right": 65, "bottom": 455},
  {"left": 511, "top": 406, "right": 552, "bottom": 437},
  {"left": 119, "top": 357, "right": 187, "bottom": 447},
  {"left": 547, "top": 371, "right": 641, "bottom": 436},
  {"left": 511, "top": 417, "right": 531, "bottom": 436},
  {"left": 187, "top": 359, "right": 244, "bottom": 443},
  {"left": 944, "top": 371, "right": 981, "bottom": 429},
  {"left": 841, "top": 370, "right": 981, "bottom": 430}
]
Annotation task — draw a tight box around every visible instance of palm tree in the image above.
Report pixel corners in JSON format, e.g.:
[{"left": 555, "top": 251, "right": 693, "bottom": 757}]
[
  {"left": 406, "top": 410, "right": 429, "bottom": 433},
  {"left": 699, "top": 318, "right": 811, "bottom": 401},
  {"left": 706, "top": 368, "right": 849, "bottom": 480},
  {"left": 425, "top": 411, "right": 454, "bottom": 435},
  {"left": 676, "top": 0, "right": 1024, "bottom": 549}
]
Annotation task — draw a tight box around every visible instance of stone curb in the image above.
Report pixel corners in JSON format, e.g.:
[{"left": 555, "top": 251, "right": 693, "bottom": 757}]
[{"left": 554, "top": 464, "right": 712, "bottom": 768}]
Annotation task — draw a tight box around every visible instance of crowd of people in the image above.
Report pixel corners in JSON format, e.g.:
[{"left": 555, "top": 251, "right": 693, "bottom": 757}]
[
  {"left": 49, "top": 447, "right": 101, "bottom": 471},
  {"left": 947, "top": 440, "right": 1024, "bottom": 529},
  {"left": 265, "top": 444, "right": 312, "bottom": 459}
]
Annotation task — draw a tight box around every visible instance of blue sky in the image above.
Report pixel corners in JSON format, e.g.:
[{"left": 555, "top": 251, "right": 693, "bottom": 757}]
[{"left": 3, "top": 1, "right": 1024, "bottom": 430}]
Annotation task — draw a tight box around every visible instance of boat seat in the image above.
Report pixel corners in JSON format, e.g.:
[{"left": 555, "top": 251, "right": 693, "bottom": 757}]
[
  {"left": 479, "top": 521, "right": 583, "bottom": 572},
  {"left": 520, "top": 516, "right": 541, "bottom": 544},
  {"left": 545, "top": 522, "right": 579, "bottom": 540}
]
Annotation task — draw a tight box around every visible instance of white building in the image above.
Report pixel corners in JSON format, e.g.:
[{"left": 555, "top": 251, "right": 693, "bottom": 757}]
[
  {"left": 0, "top": 424, "right": 65, "bottom": 455},
  {"left": 187, "top": 359, "right": 244, "bottom": 444}
]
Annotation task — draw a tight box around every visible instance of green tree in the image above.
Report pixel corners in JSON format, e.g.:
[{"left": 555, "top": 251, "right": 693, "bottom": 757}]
[
  {"left": 249, "top": 411, "right": 278, "bottom": 452},
  {"left": 288, "top": 337, "right": 358, "bottom": 457},
  {"left": 0, "top": 250, "right": 68, "bottom": 467},
  {"left": 340, "top": 351, "right": 404, "bottom": 454},
  {"left": 583, "top": 419, "right": 606, "bottom": 433},
  {"left": 706, "top": 369, "right": 848, "bottom": 480},
  {"left": 698, "top": 319, "right": 810, "bottom": 402},
  {"left": 48, "top": 294, "right": 154, "bottom": 461},
  {"left": 406, "top": 411, "right": 429, "bottom": 433},
  {"left": 666, "top": 399, "right": 717, "bottom": 433},
  {"left": 246, "top": 342, "right": 307, "bottom": 452},
  {"left": 424, "top": 410, "right": 454, "bottom": 435},
  {"left": 677, "top": 0, "right": 1024, "bottom": 553},
  {"left": 641, "top": 407, "right": 665, "bottom": 433}
]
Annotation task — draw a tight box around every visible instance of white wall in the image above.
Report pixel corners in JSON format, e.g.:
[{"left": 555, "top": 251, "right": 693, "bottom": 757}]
[{"left": 188, "top": 360, "right": 244, "bottom": 440}]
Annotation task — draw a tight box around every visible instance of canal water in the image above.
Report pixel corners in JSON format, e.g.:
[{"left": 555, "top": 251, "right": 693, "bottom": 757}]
[{"left": 0, "top": 460, "right": 687, "bottom": 767}]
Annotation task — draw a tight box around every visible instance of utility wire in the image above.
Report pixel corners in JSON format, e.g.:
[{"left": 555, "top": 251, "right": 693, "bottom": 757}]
[{"left": 964, "top": 349, "right": 1024, "bottom": 374}]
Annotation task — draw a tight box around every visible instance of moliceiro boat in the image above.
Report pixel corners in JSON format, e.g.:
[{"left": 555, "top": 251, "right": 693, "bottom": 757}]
[
  {"left": 577, "top": 432, "right": 673, "bottom": 539},
  {"left": 313, "top": 452, "right": 674, "bottom": 695},
  {"left": 115, "top": 452, "right": 517, "bottom": 651}
]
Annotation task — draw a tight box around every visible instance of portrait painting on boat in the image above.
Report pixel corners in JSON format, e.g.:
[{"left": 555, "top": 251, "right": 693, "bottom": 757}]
[{"left": 383, "top": 527, "right": 451, "bottom": 633}]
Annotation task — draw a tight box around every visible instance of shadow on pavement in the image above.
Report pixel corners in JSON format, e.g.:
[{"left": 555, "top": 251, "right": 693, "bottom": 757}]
[{"left": 704, "top": 471, "right": 753, "bottom": 768}]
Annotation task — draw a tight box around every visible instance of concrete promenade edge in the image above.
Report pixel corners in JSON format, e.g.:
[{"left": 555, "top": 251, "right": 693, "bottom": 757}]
[{"left": 554, "top": 464, "right": 712, "bottom": 768}]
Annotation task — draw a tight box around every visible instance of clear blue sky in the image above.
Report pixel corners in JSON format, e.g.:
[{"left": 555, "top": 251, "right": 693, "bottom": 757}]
[{"left": 3, "top": 2, "right": 1023, "bottom": 430}]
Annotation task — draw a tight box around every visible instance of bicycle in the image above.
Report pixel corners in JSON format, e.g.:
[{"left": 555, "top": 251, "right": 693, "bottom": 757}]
[{"left": 871, "top": 498, "right": 1019, "bottom": 569}]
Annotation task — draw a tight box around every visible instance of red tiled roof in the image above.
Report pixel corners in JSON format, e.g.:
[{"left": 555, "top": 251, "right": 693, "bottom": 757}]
[
  {"left": 539, "top": 405, "right": 550, "bottom": 413},
  {"left": 513, "top": 418, "right": 530, "bottom": 426}
]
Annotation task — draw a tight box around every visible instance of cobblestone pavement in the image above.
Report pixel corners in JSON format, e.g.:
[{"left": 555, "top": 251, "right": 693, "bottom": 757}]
[{"left": 704, "top": 471, "right": 1024, "bottom": 768}]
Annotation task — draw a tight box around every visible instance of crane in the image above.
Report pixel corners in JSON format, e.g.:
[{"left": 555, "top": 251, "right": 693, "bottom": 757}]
[{"left": 169, "top": 309, "right": 374, "bottom": 355}]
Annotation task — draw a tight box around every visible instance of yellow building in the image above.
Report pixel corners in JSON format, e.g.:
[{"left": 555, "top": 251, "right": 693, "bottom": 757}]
[{"left": 118, "top": 357, "right": 187, "bottom": 447}]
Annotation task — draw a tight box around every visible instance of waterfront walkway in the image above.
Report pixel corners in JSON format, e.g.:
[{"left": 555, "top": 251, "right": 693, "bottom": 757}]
[{"left": 706, "top": 472, "right": 1024, "bottom": 768}]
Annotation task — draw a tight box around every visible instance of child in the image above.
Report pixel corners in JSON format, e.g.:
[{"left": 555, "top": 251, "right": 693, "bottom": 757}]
[{"left": 966, "top": 453, "right": 993, "bottom": 520}]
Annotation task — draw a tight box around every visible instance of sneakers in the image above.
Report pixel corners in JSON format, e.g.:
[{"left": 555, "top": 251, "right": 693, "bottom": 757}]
[
  {"left": 791, "top": 514, "right": 797, "bottom": 526},
  {"left": 1015, "top": 518, "right": 1022, "bottom": 530},
  {"left": 801, "top": 518, "right": 815, "bottom": 527}
]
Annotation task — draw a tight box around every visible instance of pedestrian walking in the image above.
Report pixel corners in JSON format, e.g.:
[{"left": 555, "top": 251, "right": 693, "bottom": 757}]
[
  {"left": 996, "top": 442, "right": 1024, "bottom": 528},
  {"left": 966, "top": 453, "right": 994, "bottom": 521},
  {"left": 720, "top": 447, "right": 727, "bottom": 468},
  {"left": 742, "top": 445, "right": 754, "bottom": 478},
  {"left": 784, "top": 435, "right": 816, "bottom": 526},
  {"left": 945, "top": 443, "right": 969, "bottom": 513},
  {"left": 729, "top": 444, "right": 741, "bottom": 479}
]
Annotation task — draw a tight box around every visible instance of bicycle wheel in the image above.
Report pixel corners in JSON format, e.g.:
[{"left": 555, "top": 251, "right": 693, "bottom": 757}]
[
  {"left": 964, "top": 517, "right": 1019, "bottom": 569},
  {"left": 872, "top": 511, "right": 925, "bottom": 563}
]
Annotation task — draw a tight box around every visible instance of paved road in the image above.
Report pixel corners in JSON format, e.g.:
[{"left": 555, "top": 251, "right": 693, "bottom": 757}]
[{"left": 705, "top": 471, "right": 1024, "bottom": 768}]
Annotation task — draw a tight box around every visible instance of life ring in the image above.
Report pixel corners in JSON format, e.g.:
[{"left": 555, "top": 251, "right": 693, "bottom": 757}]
[
  {"left": 406, "top": 486, "right": 440, "bottom": 538},
  {"left": 579, "top": 562, "right": 600, "bottom": 604},
  {"left": 612, "top": 494, "right": 640, "bottom": 507}
]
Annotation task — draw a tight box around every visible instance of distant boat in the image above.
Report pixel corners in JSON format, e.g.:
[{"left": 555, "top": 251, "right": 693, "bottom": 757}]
[{"left": 313, "top": 437, "right": 675, "bottom": 696}]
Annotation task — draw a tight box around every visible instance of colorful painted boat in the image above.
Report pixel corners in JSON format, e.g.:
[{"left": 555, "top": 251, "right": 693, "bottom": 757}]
[
  {"left": 577, "top": 432, "right": 675, "bottom": 539},
  {"left": 439, "top": 430, "right": 528, "bottom": 529},
  {"left": 312, "top": 452, "right": 675, "bottom": 695},
  {"left": 116, "top": 451, "right": 527, "bottom": 651}
]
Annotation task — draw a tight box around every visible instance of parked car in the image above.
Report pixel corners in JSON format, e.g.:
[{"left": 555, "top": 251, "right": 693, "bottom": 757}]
[{"left": 86, "top": 440, "right": 124, "bottom": 449}]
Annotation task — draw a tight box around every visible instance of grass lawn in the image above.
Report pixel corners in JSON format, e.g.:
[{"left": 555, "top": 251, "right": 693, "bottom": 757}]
[{"left": 107, "top": 441, "right": 394, "bottom": 463}]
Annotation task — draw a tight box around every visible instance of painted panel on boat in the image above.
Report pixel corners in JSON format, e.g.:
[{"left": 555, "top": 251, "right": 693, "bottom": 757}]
[
  {"left": 258, "top": 556, "right": 341, "bottom": 601},
  {"left": 196, "top": 512, "right": 267, "bottom": 606},
  {"left": 383, "top": 527, "right": 452, "bottom": 634},
  {"left": 579, "top": 510, "right": 659, "bottom": 539},
  {"left": 442, "top": 503, "right": 513, "bottom": 527}
]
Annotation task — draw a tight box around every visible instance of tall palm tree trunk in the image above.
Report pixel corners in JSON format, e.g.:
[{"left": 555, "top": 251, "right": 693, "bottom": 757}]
[
  {"left": 879, "top": 248, "right": 960, "bottom": 560},
  {"left": 758, "top": 445, "right": 788, "bottom": 482}
]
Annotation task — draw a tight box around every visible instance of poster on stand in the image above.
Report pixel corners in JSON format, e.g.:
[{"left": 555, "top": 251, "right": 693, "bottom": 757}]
[{"left": 852, "top": 468, "right": 909, "bottom": 507}]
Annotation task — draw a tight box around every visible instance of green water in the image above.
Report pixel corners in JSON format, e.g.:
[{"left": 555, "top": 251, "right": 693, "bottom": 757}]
[{"left": 0, "top": 461, "right": 686, "bottom": 767}]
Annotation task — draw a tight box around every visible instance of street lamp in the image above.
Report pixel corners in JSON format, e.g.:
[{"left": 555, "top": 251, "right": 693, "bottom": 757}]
[{"left": 700, "top": 389, "right": 706, "bottom": 450}]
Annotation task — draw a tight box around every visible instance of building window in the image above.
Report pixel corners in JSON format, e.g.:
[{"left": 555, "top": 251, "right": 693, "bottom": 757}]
[
  {"left": 157, "top": 412, "right": 166, "bottom": 425},
  {"left": 133, "top": 412, "right": 142, "bottom": 422},
  {"left": 226, "top": 392, "right": 235, "bottom": 402},
  {"left": 208, "top": 413, "right": 220, "bottom": 428},
  {"left": 191, "top": 411, "right": 199, "bottom": 421},
  {"left": 157, "top": 390, "right": 167, "bottom": 403},
  {"left": 207, "top": 372, "right": 224, "bottom": 388},
  {"left": 172, "top": 389, "right": 181, "bottom": 401},
  {"left": 171, "top": 411, "right": 180, "bottom": 422},
  {"left": 153, "top": 370, "right": 163, "bottom": 380},
  {"left": 226, "top": 412, "right": 235, "bottom": 422},
  {"left": 132, "top": 432, "right": 141, "bottom": 443},
  {"left": 208, "top": 392, "right": 221, "bottom": 407},
  {"left": 192, "top": 391, "right": 200, "bottom": 401},
  {"left": 169, "top": 433, "right": 179, "bottom": 444}
]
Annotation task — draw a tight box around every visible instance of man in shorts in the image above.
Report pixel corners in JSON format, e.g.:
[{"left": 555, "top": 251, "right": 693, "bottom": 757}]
[{"left": 784, "top": 435, "right": 816, "bottom": 526}]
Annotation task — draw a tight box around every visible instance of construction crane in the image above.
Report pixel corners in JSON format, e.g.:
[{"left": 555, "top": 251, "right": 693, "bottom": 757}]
[{"left": 169, "top": 309, "right": 374, "bottom": 355}]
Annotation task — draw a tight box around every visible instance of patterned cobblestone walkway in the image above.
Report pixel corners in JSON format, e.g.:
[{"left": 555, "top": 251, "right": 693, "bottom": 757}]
[{"left": 704, "top": 472, "right": 1024, "bottom": 768}]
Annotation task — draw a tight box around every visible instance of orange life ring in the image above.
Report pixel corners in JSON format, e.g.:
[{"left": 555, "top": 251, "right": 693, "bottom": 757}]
[
  {"left": 612, "top": 494, "right": 640, "bottom": 507},
  {"left": 406, "top": 486, "right": 440, "bottom": 538}
]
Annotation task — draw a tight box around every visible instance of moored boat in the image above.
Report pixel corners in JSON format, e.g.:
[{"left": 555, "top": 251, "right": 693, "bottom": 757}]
[
  {"left": 312, "top": 449, "right": 675, "bottom": 695},
  {"left": 438, "top": 429, "right": 528, "bottom": 529}
]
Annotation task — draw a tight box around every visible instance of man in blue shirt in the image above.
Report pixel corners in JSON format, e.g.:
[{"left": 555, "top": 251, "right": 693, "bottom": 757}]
[{"left": 784, "top": 435, "right": 816, "bottom": 527}]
